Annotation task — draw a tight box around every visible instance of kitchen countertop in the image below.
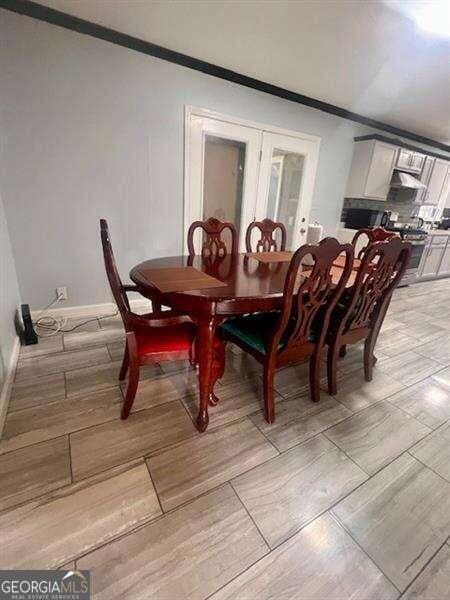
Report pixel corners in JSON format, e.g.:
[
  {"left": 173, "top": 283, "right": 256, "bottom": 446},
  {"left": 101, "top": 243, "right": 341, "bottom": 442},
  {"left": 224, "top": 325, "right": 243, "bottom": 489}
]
[{"left": 428, "top": 230, "right": 450, "bottom": 236}]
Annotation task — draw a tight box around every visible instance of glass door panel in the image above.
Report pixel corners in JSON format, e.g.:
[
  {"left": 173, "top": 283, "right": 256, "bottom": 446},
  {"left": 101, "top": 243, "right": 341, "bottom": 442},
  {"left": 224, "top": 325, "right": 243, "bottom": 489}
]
[
  {"left": 257, "top": 132, "right": 319, "bottom": 250},
  {"left": 185, "top": 115, "right": 261, "bottom": 252}
]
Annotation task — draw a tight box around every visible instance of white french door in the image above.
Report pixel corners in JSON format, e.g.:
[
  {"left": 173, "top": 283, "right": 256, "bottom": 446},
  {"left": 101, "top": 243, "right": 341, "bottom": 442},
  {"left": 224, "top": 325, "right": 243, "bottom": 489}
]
[
  {"left": 256, "top": 132, "right": 320, "bottom": 249},
  {"left": 184, "top": 108, "right": 320, "bottom": 252}
]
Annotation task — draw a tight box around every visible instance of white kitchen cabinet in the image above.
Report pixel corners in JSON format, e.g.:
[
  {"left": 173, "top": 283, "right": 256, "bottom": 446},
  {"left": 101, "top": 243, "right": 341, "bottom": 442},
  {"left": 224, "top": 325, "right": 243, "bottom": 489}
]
[
  {"left": 438, "top": 243, "right": 450, "bottom": 276},
  {"left": 415, "top": 156, "right": 435, "bottom": 204},
  {"left": 345, "top": 140, "right": 397, "bottom": 201},
  {"left": 396, "top": 148, "right": 425, "bottom": 173},
  {"left": 422, "top": 159, "right": 449, "bottom": 206},
  {"left": 420, "top": 244, "right": 445, "bottom": 277}
]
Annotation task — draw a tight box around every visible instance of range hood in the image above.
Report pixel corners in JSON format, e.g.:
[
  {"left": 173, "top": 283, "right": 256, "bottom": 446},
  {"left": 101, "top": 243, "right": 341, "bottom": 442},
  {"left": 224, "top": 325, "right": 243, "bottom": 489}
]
[{"left": 390, "top": 170, "right": 426, "bottom": 189}]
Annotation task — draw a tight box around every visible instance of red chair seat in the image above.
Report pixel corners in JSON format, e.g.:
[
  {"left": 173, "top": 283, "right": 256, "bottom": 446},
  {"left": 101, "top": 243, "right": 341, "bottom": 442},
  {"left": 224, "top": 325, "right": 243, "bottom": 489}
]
[{"left": 135, "top": 320, "right": 196, "bottom": 357}]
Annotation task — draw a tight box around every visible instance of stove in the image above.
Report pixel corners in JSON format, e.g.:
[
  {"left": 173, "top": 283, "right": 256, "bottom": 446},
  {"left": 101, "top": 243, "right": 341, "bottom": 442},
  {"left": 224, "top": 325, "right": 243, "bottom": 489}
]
[{"left": 385, "top": 226, "right": 428, "bottom": 285}]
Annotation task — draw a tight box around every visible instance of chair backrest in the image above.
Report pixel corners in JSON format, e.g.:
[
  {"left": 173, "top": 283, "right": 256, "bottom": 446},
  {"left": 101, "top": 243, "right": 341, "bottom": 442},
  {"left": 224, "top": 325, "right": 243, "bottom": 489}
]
[
  {"left": 338, "top": 236, "right": 411, "bottom": 333},
  {"left": 187, "top": 217, "right": 238, "bottom": 257},
  {"left": 352, "top": 227, "right": 396, "bottom": 260},
  {"left": 245, "top": 219, "right": 287, "bottom": 253},
  {"left": 99, "top": 219, "right": 131, "bottom": 325},
  {"left": 268, "top": 237, "right": 354, "bottom": 355}
]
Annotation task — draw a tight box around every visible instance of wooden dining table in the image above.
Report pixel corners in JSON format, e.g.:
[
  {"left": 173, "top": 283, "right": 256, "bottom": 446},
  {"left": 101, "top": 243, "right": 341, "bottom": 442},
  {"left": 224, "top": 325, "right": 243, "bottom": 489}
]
[{"left": 130, "top": 252, "right": 358, "bottom": 432}]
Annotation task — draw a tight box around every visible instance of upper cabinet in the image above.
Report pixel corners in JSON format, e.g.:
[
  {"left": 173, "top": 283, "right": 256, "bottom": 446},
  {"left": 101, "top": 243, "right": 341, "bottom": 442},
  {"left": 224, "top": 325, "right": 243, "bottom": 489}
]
[
  {"left": 345, "top": 140, "right": 397, "bottom": 201},
  {"left": 422, "top": 158, "right": 450, "bottom": 206},
  {"left": 396, "top": 148, "right": 426, "bottom": 173}
]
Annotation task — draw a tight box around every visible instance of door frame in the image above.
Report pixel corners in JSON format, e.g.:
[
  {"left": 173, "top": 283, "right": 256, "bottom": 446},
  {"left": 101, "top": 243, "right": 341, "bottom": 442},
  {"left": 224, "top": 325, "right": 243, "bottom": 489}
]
[{"left": 184, "top": 105, "right": 321, "bottom": 252}]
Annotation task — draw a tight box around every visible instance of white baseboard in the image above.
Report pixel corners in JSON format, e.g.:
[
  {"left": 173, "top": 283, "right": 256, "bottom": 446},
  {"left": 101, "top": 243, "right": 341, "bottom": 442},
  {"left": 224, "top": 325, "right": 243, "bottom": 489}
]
[
  {"left": 30, "top": 298, "right": 151, "bottom": 321},
  {"left": 0, "top": 336, "right": 20, "bottom": 439}
]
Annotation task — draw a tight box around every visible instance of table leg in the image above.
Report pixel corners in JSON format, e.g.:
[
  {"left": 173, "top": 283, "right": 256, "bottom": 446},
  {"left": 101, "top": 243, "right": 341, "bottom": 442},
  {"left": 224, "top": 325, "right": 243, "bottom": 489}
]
[{"left": 195, "top": 316, "right": 222, "bottom": 432}]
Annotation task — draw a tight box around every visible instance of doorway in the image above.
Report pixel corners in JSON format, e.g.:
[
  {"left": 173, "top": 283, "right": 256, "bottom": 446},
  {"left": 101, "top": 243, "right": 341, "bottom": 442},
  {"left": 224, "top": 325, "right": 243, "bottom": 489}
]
[{"left": 184, "top": 107, "right": 321, "bottom": 252}]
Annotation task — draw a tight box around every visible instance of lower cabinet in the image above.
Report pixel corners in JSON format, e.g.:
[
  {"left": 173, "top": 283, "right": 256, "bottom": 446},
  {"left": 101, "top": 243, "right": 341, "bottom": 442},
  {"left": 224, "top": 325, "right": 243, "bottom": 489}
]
[
  {"left": 438, "top": 244, "right": 450, "bottom": 276},
  {"left": 418, "top": 235, "right": 449, "bottom": 279}
]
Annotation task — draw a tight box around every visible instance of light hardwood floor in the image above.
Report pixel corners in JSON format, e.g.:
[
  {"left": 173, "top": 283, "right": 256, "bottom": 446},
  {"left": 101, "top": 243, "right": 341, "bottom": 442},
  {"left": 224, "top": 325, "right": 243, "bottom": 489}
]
[{"left": 1, "top": 278, "right": 449, "bottom": 598}]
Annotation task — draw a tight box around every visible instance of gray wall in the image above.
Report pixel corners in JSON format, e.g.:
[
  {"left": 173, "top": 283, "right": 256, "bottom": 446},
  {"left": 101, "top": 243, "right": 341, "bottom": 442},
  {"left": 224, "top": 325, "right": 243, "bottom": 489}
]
[
  {"left": 0, "top": 10, "right": 423, "bottom": 310},
  {"left": 0, "top": 192, "right": 21, "bottom": 385}
]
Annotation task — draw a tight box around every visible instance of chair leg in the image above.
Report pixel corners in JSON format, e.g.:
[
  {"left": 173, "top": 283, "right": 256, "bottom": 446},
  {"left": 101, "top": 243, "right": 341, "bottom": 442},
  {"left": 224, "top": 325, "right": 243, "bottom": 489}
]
[
  {"left": 309, "top": 349, "right": 322, "bottom": 403},
  {"left": 327, "top": 341, "right": 339, "bottom": 396},
  {"left": 119, "top": 345, "right": 129, "bottom": 381},
  {"left": 363, "top": 333, "right": 376, "bottom": 382},
  {"left": 339, "top": 345, "right": 347, "bottom": 358},
  {"left": 121, "top": 359, "right": 139, "bottom": 419},
  {"left": 189, "top": 340, "right": 197, "bottom": 367},
  {"left": 263, "top": 362, "right": 275, "bottom": 424}
]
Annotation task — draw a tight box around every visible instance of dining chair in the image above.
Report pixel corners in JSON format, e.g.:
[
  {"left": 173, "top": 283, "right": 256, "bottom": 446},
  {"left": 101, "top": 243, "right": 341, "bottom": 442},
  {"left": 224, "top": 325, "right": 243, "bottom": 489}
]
[
  {"left": 326, "top": 236, "right": 411, "bottom": 395},
  {"left": 245, "top": 218, "right": 287, "bottom": 253},
  {"left": 220, "top": 237, "right": 354, "bottom": 423},
  {"left": 187, "top": 217, "right": 238, "bottom": 257},
  {"left": 100, "top": 219, "right": 197, "bottom": 419},
  {"left": 352, "top": 227, "right": 396, "bottom": 259}
]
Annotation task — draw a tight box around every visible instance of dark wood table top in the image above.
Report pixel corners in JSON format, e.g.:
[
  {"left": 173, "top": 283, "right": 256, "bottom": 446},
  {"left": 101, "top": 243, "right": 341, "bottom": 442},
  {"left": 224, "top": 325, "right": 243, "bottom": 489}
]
[{"left": 130, "top": 253, "right": 357, "bottom": 317}]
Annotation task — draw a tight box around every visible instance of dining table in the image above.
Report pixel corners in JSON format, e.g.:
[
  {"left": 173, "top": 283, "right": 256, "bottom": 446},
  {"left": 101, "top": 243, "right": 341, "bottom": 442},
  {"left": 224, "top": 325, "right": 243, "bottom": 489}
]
[{"left": 130, "top": 252, "right": 358, "bottom": 432}]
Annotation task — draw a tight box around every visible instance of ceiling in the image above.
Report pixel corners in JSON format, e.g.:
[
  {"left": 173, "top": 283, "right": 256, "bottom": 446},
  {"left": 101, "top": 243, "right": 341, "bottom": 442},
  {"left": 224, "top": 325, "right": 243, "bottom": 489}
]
[{"left": 39, "top": 0, "right": 450, "bottom": 145}]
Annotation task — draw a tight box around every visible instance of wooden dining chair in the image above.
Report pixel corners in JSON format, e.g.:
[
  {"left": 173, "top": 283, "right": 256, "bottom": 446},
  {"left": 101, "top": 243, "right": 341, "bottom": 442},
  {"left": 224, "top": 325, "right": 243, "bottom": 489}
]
[
  {"left": 245, "top": 219, "right": 287, "bottom": 253},
  {"left": 220, "top": 237, "right": 354, "bottom": 423},
  {"left": 352, "top": 227, "right": 396, "bottom": 259},
  {"left": 326, "top": 236, "right": 411, "bottom": 395},
  {"left": 100, "top": 219, "right": 197, "bottom": 419},
  {"left": 187, "top": 217, "right": 238, "bottom": 257}
]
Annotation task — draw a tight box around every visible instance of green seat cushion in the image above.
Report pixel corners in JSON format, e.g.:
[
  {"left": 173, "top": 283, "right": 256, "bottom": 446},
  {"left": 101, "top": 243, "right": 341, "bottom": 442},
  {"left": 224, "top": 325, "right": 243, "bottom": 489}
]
[{"left": 222, "top": 312, "right": 317, "bottom": 355}]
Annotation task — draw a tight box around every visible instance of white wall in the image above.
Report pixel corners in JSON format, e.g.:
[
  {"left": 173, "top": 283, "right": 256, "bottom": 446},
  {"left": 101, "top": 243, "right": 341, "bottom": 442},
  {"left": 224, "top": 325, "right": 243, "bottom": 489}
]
[
  {"left": 0, "top": 192, "right": 21, "bottom": 386},
  {"left": 0, "top": 9, "right": 423, "bottom": 310}
]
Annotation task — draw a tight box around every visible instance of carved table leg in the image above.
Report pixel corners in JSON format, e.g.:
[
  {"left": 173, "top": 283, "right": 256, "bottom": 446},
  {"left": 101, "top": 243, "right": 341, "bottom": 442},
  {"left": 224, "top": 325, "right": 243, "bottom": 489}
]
[{"left": 195, "top": 316, "right": 222, "bottom": 432}]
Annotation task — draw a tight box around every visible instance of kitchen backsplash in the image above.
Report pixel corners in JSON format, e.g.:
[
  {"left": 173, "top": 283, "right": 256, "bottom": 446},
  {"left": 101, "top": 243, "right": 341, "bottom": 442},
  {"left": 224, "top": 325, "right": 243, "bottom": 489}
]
[{"left": 341, "top": 188, "right": 420, "bottom": 224}]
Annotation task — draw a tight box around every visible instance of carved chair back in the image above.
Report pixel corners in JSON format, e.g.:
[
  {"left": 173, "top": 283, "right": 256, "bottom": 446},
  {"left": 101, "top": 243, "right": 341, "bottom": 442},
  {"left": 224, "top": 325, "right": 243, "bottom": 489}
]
[
  {"left": 187, "top": 217, "right": 238, "bottom": 257},
  {"left": 267, "top": 237, "right": 354, "bottom": 356},
  {"left": 339, "top": 236, "right": 411, "bottom": 333},
  {"left": 100, "top": 219, "right": 132, "bottom": 327},
  {"left": 352, "top": 227, "right": 396, "bottom": 260},
  {"left": 245, "top": 219, "right": 287, "bottom": 253}
]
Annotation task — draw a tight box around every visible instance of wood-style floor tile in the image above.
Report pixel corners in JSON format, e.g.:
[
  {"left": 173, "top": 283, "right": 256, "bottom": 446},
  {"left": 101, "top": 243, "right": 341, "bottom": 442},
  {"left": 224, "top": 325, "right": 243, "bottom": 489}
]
[
  {"left": 19, "top": 335, "right": 64, "bottom": 358},
  {"left": 401, "top": 321, "right": 448, "bottom": 343},
  {"left": 388, "top": 377, "right": 450, "bottom": 429},
  {"left": 0, "top": 388, "right": 123, "bottom": 455},
  {"left": 415, "top": 334, "right": 450, "bottom": 366},
  {"left": 15, "top": 347, "right": 111, "bottom": 381},
  {"left": 66, "top": 361, "right": 161, "bottom": 397},
  {"left": 65, "top": 361, "right": 122, "bottom": 397},
  {"left": 332, "top": 454, "right": 450, "bottom": 591},
  {"left": 9, "top": 373, "right": 65, "bottom": 412},
  {"left": 0, "top": 436, "right": 70, "bottom": 511},
  {"left": 106, "top": 341, "right": 125, "bottom": 361},
  {"left": 273, "top": 361, "right": 327, "bottom": 398},
  {"left": 183, "top": 377, "right": 264, "bottom": 429},
  {"left": 232, "top": 434, "right": 367, "bottom": 548},
  {"left": 147, "top": 419, "right": 278, "bottom": 512},
  {"left": 123, "top": 373, "right": 196, "bottom": 413},
  {"left": 78, "top": 484, "right": 268, "bottom": 600},
  {"left": 325, "top": 401, "right": 430, "bottom": 474},
  {"left": 63, "top": 328, "right": 124, "bottom": 351},
  {"left": 250, "top": 394, "right": 351, "bottom": 452},
  {"left": 432, "top": 365, "right": 450, "bottom": 389},
  {"left": 209, "top": 513, "right": 397, "bottom": 600},
  {"left": 326, "top": 369, "right": 405, "bottom": 412},
  {"left": 0, "top": 462, "right": 161, "bottom": 569},
  {"left": 70, "top": 401, "right": 196, "bottom": 481},
  {"left": 402, "top": 544, "right": 450, "bottom": 600},
  {"left": 376, "top": 351, "right": 443, "bottom": 386},
  {"left": 376, "top": 329, "right": 422, "bottom": 357},
  {"left": 64, "top": 317, "right": 100, "bottom": 333},
  {"left": 410, "top": 421, "right": 450, "bottom": 482}
]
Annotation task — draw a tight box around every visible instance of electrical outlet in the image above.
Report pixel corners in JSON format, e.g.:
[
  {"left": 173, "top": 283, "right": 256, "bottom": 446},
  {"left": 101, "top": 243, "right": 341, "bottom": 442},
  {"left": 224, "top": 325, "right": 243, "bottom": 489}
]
[{"left": 56, "top": 286, "right": 68, "bottom": 301}]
